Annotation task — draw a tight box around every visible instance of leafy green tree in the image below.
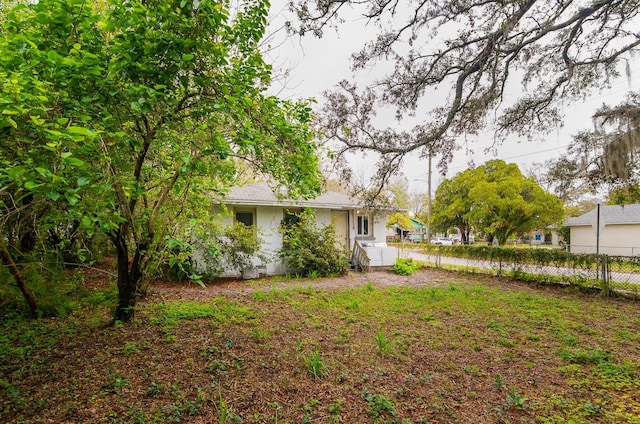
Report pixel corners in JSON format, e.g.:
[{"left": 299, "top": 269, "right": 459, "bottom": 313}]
[
  {"left": 431, "top": 169, "right": 481, "bottom": 244},
  {"left": 0, "top": 0, "right": 322, "bottom": 321},
  {"left": 607, "top": 183, "right": 640, "bottom": 205},
  {"left": 387, "top": 212, "right": 412, "bottom": 232},
  {"left": 432, "top": 160, "right": 563, "bottom": 245},
  {"left": 468, "top": 161, "right": 564, "bottom": 245}
]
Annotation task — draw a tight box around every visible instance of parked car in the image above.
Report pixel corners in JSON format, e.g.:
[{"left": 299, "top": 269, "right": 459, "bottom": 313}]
[{"left": 430, "top": 237, "right": 454, "bottom": 245}]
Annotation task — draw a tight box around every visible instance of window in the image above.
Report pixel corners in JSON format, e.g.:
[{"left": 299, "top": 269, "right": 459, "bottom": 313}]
[
  {"left": 235, "top": 209, "right": 255, "bottom": 228},
  {"left": 282, "top": 209, "right": 302, "bottom": 227},
  {"left": 357, "top": 213, "right": 370, "bottom": 236}
]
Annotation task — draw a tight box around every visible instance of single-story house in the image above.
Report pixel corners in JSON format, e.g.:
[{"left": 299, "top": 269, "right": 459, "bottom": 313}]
[
  {"left": 203, "top": 182, "right": 396, "bottom": 277},
  {"left": 565, "top": 203, "right": 640, "bottom": 256}
]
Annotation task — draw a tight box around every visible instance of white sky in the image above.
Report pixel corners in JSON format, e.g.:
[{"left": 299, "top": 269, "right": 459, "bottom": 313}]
[{"left": 265, "top": 2, "right": 640, "bottom": 193}]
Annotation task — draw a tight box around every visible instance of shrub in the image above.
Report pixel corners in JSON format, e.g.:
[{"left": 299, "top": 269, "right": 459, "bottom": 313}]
[
  {"left": 390, "top": 258, "right": 421, "bottom": 275},
  {"left": 152, "top": 221, "right": 265, "bottom": 282},
  {"left": 279, "top": 211, "right": 348, "bottom": 277}
]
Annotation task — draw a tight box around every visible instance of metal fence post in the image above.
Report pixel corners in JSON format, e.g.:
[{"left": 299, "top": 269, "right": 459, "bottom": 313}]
[{"left": 600, "top": 254, "right": 610, "bottom": 297}]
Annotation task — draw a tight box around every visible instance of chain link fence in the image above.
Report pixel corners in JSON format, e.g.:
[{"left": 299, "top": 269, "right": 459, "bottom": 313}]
[{"left": 399, "top": 247, "right": 640, "bottom": 299}]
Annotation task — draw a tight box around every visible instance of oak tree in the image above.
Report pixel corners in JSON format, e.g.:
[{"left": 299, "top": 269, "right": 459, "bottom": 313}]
[
  {"left": 541, "top": 93, "right": 640, "bottom": 204},
  {"left": 432, "top": 160, "right": 563, "bottom": 245},
  {"left": 291, "top": 0, "right": 640, "bottom": 187}
]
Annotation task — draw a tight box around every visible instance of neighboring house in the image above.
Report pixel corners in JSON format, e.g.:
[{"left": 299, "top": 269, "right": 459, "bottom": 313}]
[
  {"left": 389, "top": 217, "right": 426, "bottom": 242},
  {"left": 205, "top": 182, "right": 394, "bottom": 277},
  {"left": 565, "top": 204, "right": 640, "bottom": 256}
]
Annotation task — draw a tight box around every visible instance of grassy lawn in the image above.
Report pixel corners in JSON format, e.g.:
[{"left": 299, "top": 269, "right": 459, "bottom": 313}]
[{"left": 1, "top": 272, "right": 640, "bottom": 423}]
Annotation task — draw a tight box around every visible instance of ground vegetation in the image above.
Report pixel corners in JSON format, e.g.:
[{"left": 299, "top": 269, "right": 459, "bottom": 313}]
[{"left": 1, "top": 267, "right": 639, "bottom": 423}]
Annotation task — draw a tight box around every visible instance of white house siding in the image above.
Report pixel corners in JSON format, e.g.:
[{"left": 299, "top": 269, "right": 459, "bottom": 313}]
[
  {"left": 198, "top": 182, "right": 397, "bottom": 276},
  {"left": 570, "top": 225, "right": 597, "bottom": 254},
  {"left": 315, "top": 209, "right": 333, "bottom": 228},
  {"left": 212, "top": 206, "right": 394, "bottom": 277},
  {"left": 200, "top": 206, "right": 285, "bottom": 277},
  {"left": 255, "top": 206, "right": 286, "bottom": 275},
  {"left": 570, "top": 224, "right": 640, "bottom": 256},
  {"left": 372, "top": 215, "right": 388, "bottom": 243}
]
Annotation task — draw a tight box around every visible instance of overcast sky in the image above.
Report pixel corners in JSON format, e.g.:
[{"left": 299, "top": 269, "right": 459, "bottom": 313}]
[{"left": 266, "top": 2, "right": 640, "bottom": 193}]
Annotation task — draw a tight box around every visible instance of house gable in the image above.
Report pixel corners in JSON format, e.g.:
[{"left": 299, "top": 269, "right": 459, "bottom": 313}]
[{"left": 566, "top": 204, "right": 640, "bottom": 256}]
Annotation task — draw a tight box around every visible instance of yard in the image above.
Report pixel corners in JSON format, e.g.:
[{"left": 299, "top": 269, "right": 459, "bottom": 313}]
[{"left": 1, "top": 268, "right": 640, "bottom": 423}]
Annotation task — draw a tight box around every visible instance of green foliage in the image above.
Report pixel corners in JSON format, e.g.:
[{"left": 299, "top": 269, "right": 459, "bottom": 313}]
[
  {"left": 200, "top": 222, "right": 265, "bottom": 279},
  {"left": 506, "top": 388, "right": 526, "bottom": 409},
  {"left": 154, "top": 221, "right": 265, "bottom": 282},
  {"left": 420, "top": 244, "right": 601, "bottom": 270},
  {"left": 607, "top": 182, "right": 640, "bottom": 205},
  {"left": 374, "top": 331, "right": 392, "bottom": 356},
  {"left": 0, "top": 0, "right": 323, "bottom": 321},
  {"left": 0, "top": 263, "right": 116, "bottom": 318},
  {"left": 304, "top": 350, "right": 329, "bottom": 379},
  {"left": 361, "top": 390, "right": 396, "bottom": 421},
  {"left": 432, "top": 160, "right": 563, "bottom": 245},
  {"left": 386, "top": 212, "right": 413, "bottom": 230},
  {"left": 389, "top": 258, "right": 421, "bottom": 275},
  {"left": 148, "top": 298, "right": 257, "bottom": 328},
  {"left": 557, "top": 225, "right": 570, "bottom": 246},
  {"left": 2, "top": 276, "right": 640, "bottom": 421},
  {"left": 560, "top": 347, "right": 611, "bottom": 365},
  {"left": 279, "top": 211, "right": 348, "bottom": 277}
]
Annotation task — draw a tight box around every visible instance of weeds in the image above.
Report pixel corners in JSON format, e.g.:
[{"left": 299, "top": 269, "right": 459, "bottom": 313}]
[
  {"left": 329, "top": 399, "right": 344, "bottom": 423},
  {"left": 2, "top": 272, "right": 640, "bottom": 423},
  {"left": 362, "top": 390, "right": 396, "bottom": 420},
  {"left": 560, "top": 347, "right": 611, "bottom": 365},
  {"left": 505, "top": 388, "right": 526, "bottom": 409},
  {"left": 304, "top": 350, "right": 329, "bottom": 379},
  {"left": 374, "top": 331, "right": 392, "bottom": 357},
  {"left": 121, "top": 340, "right": 151, "bottom": 356},
  {"left": 390, "top": 258, "right": 422, "bottom": 276},
  {"left": 104, "top": 371, "right": 130, "bottom": 394}
]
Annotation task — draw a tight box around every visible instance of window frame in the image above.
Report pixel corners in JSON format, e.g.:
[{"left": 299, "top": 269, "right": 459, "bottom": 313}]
[
  {"left": 356, "top": 212, "right": 371, "bottom": 236},
  {"left": 234, "top": 208, "right": 256, "bottom": 229}
]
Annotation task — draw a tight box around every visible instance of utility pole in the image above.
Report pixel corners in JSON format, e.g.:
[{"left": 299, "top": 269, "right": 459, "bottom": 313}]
[{"left": 426, "top": 149, "right": 432, "bottom": 243}]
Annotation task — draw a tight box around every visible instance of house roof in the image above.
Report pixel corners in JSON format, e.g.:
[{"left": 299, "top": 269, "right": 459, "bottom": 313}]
[
  {"left": 409, "top": 218, "right": 425, "bottom": 229},
  {"left": 223, "top": 182, "right": 359, "bottom": 210},
  {"left": 391, "top": 217, "right": 424, "bottom": 231},
  {"left": 565, "top": 204, "right": 640, "bottom": 227}
]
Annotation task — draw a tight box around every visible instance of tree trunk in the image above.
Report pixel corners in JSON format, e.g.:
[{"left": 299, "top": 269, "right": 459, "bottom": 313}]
[
  {"left": 113, "top": 240, "right": 137, "bottom": 323},
  {"left": 0, "top": 240, "right": 38, "bottom": 318},
  {"left": 113, "top": 237, "right": 147, "bottom": 323}
]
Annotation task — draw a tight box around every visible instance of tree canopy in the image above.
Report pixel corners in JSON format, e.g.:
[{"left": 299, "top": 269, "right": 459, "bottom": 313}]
[
  {"left": 432, "top": 160, "right": 563, "bottom": 245},
  {"left": 540, "top": 93, "right": 640, "bottom": 205},
  {"left": 290, "top": 0, "right": 640, "bottom": 188},
  {"left": 0, "top": 0, "right": 322, "bottom": 321}
]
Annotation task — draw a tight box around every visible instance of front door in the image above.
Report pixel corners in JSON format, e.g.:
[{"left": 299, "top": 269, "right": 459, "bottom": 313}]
[{"left": 332, "top": 211, "right": 349, "bottom": 251}]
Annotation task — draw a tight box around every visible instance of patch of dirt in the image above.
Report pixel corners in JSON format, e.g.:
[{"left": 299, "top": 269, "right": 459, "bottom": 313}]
[
  {"left": 3, "top": 266, "right": 639, "bottom": 423},
  {"left": 147, "top": 267, "right": 552, "bottom": 301}
]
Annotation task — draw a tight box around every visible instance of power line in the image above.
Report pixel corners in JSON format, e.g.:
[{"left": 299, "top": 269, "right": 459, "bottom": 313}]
[{"left": 447, "top": 144, "right": 571, "bottom": 172}]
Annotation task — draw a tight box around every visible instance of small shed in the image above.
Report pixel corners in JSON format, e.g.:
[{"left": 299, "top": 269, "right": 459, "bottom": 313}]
[{"left": 565, "top": 204, "right": 640, "bottom": 256}]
